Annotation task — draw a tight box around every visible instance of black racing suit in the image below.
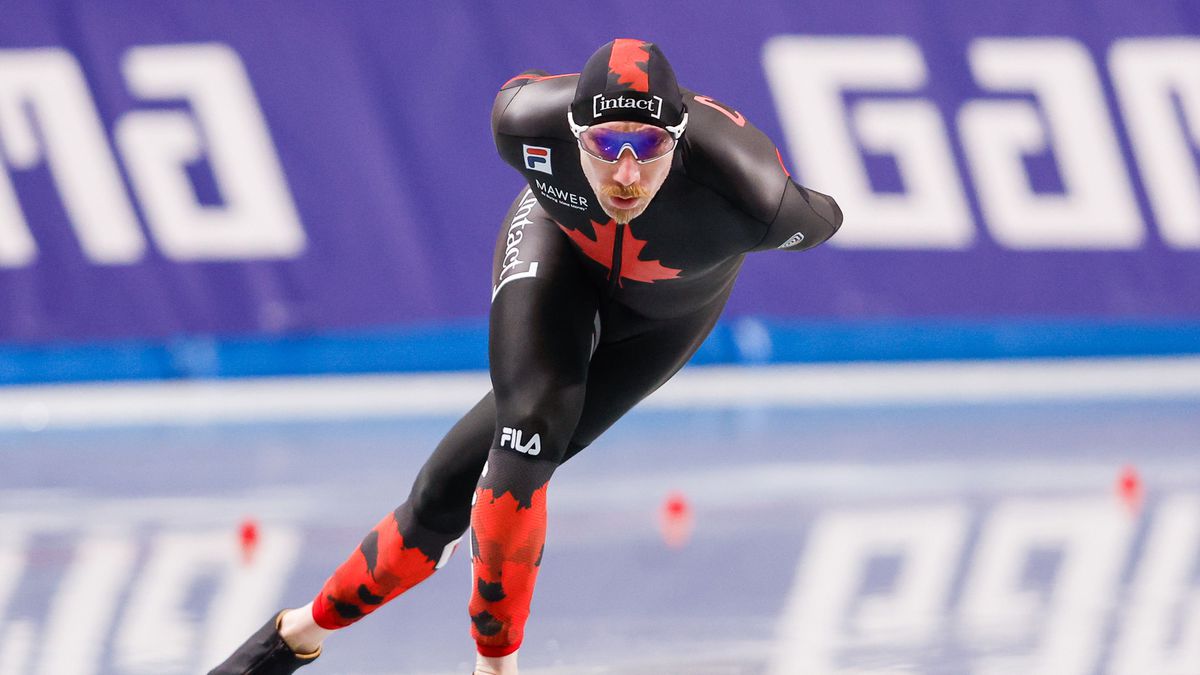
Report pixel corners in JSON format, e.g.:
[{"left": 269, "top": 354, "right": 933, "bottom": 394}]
[{"left": 310, "top": 71, "right": 842, "bottom": 657}]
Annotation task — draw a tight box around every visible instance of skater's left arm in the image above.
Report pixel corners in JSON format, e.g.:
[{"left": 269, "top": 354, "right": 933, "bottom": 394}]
[
  {"left": 679, "top": 90, "right": 842, "bottom": 252},
  {"left": 753, "top": 179, "right": 843, "bottom": 252}
]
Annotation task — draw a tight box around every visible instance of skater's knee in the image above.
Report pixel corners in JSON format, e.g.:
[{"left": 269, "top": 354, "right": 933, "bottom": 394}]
[
  {"left": 494, "top": 380, "right": 584, "bottom": 464},
  {"left": 408, "top": 472, "right": 474, "bottom": 533}
]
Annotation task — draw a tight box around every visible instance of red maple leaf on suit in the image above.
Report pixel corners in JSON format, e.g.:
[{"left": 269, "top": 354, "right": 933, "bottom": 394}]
[
  {"left": 559, "top": 219, "right": 681, "bottom": 285},
  {"left": 608, "top": 39, "right": 650, "bottom": 92}
]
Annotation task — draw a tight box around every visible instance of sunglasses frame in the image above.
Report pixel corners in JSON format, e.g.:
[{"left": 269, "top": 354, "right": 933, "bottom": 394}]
[{"left": 567, "top": 110, "right": 689, "bottom": 164}]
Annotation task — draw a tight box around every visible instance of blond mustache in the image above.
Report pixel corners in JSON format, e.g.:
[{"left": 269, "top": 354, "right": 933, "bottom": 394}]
[{"left": 600, "top": 184, "right": 650, "bottom": 199}]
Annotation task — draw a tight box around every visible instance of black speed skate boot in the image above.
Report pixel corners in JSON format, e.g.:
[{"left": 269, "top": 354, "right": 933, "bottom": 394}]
[{"left": 207, "top": 612, "right": 321, "bottom": 674}]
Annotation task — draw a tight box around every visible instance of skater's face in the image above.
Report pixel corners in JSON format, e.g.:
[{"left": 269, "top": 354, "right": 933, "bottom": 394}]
[{"left": 578, "top": 121, "right": 675, "bottom": 224}]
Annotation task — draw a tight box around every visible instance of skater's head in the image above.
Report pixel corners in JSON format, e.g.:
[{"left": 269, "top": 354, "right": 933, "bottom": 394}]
[{"left": 568, "top": 39, "right": 687, "bottom": 223}]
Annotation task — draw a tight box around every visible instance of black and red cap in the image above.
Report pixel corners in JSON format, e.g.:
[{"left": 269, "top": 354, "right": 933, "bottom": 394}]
[{"left": 569, "top": 39, "right": 688, "bottom": 134}]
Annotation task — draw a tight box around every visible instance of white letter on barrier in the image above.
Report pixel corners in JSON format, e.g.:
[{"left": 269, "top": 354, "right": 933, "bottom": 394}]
[
  {"left": 762, "top": 36, "right": 973, "bottom": 248},
  {"left": 114, "top": 526, "right": 300, "bottom": 673},
  {"left": 116, "top": 43, "right": 306, "bottom": 261},
  {"left": 1110, "top": 494, "right": 1200, "bottom": 674},
  {"left": 768, "top": 504, "right": 968, "bottom": 674},
  {"left": 1110, "top": 38, "right": 1200, "bottom": 249},
  {"left": 0, "top": 49, "right": 146, "bottom": 266},
  {"left": 36, "top": 530, "right": 137, "bottom": 675},
  {"left": 958, "top": 38, "right": 1143, "bottom": 249},
  {"left": 960, "top": 497, "right": 1133, "bottom": 675}
]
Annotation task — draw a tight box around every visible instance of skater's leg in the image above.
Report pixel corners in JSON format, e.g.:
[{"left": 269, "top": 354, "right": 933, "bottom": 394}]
[
  {"left": 281, "top": 395, "right": 496, "bottom": 650},
  {"left": 209, "top": 394, "right": 497, "bottom": 672},
  {"left": 469, "top": 192, "right": 599, "bottom": 663}
]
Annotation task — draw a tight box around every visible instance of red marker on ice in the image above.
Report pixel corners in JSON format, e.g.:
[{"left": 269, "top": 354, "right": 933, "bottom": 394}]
[
  {"left": 239, "top": 518, "right": 259, "bottom": 565},
  {"left": 1116, "top": 465, "right": 1142, "bottom": 514},
  {"left": 659, "top": 491, "right": 694, "bottom": 549}
]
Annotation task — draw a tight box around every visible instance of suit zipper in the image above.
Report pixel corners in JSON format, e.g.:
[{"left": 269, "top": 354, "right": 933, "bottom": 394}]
[{"left": 608, "top": 222, "right": 625, "bottom": 296}]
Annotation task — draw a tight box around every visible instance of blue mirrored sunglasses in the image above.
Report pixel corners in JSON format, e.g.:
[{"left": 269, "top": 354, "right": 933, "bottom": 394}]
[{"left": 568, "top": 111, "right": 689, "bottom": 164}]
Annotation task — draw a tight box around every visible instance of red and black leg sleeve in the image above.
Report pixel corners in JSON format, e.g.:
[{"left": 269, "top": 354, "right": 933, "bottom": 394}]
[
  {"left": 312, "top": 501, "right": 462, "bottom": 629},
  {"left": 469, "top": 451, "right": 557, "bottom": 657}
]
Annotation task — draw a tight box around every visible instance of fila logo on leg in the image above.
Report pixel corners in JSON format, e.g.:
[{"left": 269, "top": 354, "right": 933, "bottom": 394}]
[
  {"left": 523, "top": 145, "right": 552, "bottom": 175},
  {"left": 500, "top": 426, "right": 542, "bottom": 456}
]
